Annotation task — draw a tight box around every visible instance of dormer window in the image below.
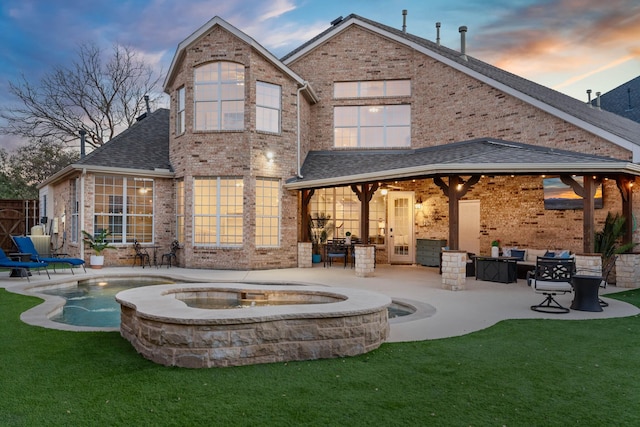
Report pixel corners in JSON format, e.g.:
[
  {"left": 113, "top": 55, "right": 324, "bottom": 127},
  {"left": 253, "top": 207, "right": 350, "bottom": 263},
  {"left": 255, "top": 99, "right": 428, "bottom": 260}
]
[{"left": 194, "top": 62, "right": 245, "bottom": 131}]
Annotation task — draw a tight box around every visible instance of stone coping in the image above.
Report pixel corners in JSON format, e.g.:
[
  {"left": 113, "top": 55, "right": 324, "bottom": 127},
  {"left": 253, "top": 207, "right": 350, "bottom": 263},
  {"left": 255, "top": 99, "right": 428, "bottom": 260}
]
[{"left": 116, "top": 282, "right": 392, "bottom": 325}]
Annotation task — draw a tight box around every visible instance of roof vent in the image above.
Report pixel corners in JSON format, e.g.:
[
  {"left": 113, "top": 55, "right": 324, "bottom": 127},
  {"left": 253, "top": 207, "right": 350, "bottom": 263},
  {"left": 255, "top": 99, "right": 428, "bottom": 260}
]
[
  {"left": 586, "top": 89, "right": 592, "bottom": 107},
  {"left": 595, "top": 92, "right": 601, "bottom": 110},
  {"left": 459, "top": 26, "right": 468, "bottom": 60},
  {"left": 436, "top": 22, "right": 441, "bottom": 46},
  {"left": 330, "top": 16, "right": 343, "bottom": 26},
  {"left": 402, "top": 9, "right": 407, "bottom": 33}
]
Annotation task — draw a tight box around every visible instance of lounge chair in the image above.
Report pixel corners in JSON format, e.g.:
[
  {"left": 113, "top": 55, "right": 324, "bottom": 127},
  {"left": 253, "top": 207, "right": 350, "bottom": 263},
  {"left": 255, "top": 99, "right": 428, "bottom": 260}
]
[
  {"left": 11, "top": 235, "right": 86, "bottom": 274},
  {"left": 0, "top": 247, "right": 50, "bottom": 282}
]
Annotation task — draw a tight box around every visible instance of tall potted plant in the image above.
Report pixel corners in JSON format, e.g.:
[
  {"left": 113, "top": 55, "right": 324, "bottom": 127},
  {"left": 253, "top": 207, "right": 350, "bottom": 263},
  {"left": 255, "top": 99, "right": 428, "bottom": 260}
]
[
  {"left": 594, "top": 212, "right": 637, "bottom": 281},
  {"left": 309, "top": 213, "right": 332, "bottom": 263},
  {"left": 82, "top": 229, "right": 117, "bottom": 268}
]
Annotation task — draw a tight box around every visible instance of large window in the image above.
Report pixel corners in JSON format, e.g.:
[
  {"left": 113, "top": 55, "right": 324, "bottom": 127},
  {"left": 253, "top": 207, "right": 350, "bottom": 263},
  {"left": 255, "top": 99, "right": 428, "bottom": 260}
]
[
  {"left": 93, "top": 176, "right": 154, "bottom": 243},
  {"left": 176, "top": 86, "right": 185, "bottom": 134},
  {"left": 256, "top": 81, "right": 281, "bottom": 133},
  {"left": 255, "top": 178, "right": 280, "bottom": 247},
  {"left": 334, "top": 105, "right": 410, "bottom": 147},
  {"left": 194, "top": 62, "right": 245, "bottom": 131},
  {"left": 194, "top": 177, "right": 243, "bottom": 246},
  {"left": 334, "top": 80, "right": 411, "bottom": 98},
  {"left": 176, "top": 179, "right": 184, "bottom": 243}
]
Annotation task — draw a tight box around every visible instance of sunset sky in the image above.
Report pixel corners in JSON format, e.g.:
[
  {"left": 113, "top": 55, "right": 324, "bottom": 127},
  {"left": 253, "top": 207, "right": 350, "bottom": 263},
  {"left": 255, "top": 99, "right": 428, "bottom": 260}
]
[{"left": 1, "top": 0, "right": 638, "bottom": 151}]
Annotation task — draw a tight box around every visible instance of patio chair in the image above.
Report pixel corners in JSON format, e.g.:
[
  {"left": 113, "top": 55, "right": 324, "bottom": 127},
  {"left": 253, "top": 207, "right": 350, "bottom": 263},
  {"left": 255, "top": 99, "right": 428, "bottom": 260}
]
[
  {"left": 159, "top": 240, "right": 180, "bottom": 268},
  {"left": 324, "top": 239, "right": 348, "bottom": 268},
  {"left": 0, "top": 247, "right": 50, "bottom": 282},
  {"left": 132, "top": 240, "right": 151, "bottom": 268},
  {"left": 529, "top": 256, "right": 575, "bottom": 313},
  {"left": 11, "top": 235, "right": 85, "bottom": 274}
]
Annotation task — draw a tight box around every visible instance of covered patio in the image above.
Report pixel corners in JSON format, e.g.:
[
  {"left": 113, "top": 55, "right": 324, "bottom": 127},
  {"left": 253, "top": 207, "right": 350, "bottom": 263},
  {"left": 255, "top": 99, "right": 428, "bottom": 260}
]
[{"left": 289, "top": 139, "right": 640, "bottom": 261}]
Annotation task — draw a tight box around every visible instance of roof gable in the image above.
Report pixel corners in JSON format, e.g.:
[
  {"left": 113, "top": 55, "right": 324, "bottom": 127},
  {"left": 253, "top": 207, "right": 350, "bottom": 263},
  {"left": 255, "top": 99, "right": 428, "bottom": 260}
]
[
  {"left": 163, "top": 16, "right": 307, "bottom": 92},
  {"left": 282, "top": 14, "right": 640, "bottom": 161}
]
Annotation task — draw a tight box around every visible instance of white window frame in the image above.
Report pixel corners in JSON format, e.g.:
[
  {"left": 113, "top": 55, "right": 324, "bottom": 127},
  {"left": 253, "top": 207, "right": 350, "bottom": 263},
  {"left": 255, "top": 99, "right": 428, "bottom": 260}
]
[
  {"left": 255, "top": 178, "right": 280, "bottom": 247},
  {"left": 256, "top": 81, "right": 281, "bottom": 133},
  {"left": 334, "top": 105, "right": 411, "bottom": 147},
  {"left": 93, "top": 176, "right": 155, "bottom": 244},
  {"left": 334, "top": 80, "right": 411, "bottom": 98},
  {"left": 194, "top": 62, "right": 245, "bottom": 131},
  {"left": 193, "top": 177, "right": 244, "bottom": 247},
  {"left": 176, "top": 86, "right": 185, "bottom": 134}
]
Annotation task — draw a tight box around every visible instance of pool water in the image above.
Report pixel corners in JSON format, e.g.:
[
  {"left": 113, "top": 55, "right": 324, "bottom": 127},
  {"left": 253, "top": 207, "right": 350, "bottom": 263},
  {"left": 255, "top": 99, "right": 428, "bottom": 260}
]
[
  {"left": 42, "top": 279, "right": 414, "bottom": 327},
  {"left": 43, "top": 278, "right": 171, "bottom": 327}
]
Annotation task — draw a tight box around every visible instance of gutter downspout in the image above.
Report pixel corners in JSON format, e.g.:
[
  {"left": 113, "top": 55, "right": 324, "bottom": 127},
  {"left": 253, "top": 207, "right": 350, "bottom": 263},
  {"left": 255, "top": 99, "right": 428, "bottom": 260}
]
[
  {"left": 296, "top": 82, "right": 309, "bottom": 179},
  {"left": 80, "top": 168, "right": 86, "bottom": 257}
]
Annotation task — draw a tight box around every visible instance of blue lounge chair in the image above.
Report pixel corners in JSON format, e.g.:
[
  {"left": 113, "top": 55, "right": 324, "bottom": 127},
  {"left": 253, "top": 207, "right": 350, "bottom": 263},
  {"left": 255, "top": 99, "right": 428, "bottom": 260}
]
[
  {"left": 0, "top": 247, "right": 50, "bottom": 282},
  {"left": 12, "top": 236, "right": 86, "bottom": 274}
]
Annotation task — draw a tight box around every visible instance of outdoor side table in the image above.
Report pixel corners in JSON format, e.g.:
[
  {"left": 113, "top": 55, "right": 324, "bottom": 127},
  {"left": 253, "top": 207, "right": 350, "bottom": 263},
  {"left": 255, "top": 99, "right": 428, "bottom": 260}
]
[
  {"left": 571, "top": 275, "right": 603, "bottom": 312},
  {"left": 9, "top": 252, "right": 32, "bottom": 277}
]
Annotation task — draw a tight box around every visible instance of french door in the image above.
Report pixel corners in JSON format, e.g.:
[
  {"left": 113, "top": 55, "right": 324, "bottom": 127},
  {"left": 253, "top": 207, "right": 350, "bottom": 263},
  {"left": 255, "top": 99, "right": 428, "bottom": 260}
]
[{"left": 388, "top": 191, "right": 414, "bottom": 264}]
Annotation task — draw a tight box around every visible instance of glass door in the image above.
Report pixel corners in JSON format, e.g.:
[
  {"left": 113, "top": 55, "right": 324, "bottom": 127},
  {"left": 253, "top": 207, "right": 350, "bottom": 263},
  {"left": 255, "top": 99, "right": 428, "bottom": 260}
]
[{"left": 388, "top": 191, "right": 414, "bottom": 264}]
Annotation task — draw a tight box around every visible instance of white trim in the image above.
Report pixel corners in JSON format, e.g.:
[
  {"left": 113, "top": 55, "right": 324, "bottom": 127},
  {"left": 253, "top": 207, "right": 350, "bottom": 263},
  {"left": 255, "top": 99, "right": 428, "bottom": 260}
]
[{"left": 284, "top": 162, "right": 640, "bottom": 190}]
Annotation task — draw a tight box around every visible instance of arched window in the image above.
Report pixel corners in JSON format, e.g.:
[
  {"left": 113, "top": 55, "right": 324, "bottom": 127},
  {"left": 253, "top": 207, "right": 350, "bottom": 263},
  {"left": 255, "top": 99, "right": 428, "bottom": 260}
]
[{"left": 194, "top": 62, "right": 245, "bottom": 131}]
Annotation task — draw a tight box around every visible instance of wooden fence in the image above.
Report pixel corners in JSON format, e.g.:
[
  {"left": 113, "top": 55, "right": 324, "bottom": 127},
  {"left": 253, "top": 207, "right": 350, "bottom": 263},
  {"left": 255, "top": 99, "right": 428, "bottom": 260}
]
[{"left": 0, "top": 199, "right": 39, "bottom": 254}]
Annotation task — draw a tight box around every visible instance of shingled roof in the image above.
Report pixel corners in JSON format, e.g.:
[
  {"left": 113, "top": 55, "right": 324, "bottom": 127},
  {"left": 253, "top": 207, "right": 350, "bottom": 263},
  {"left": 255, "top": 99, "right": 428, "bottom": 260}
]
[
  {"left": 285, "top": 139, "right": 640, "bottom": 189},
  {"left": 282, "top": 14, "right": 640, "bottom": 159},
  {"left": 76, "top": 108, "right": 172, "bottom": 172}
]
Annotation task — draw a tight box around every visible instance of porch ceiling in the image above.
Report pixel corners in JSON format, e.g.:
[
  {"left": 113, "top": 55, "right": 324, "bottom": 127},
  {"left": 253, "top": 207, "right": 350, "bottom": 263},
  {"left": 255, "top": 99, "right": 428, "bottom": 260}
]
[{"left": 285, "top": 138, "right": 640, "bottom": 190}]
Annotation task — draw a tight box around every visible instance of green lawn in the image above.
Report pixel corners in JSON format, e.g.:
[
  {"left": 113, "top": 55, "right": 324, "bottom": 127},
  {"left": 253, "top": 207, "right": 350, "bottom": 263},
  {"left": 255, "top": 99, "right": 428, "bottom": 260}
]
[{"left": 2, "top": 288, "right": 640, "bottom": 426}]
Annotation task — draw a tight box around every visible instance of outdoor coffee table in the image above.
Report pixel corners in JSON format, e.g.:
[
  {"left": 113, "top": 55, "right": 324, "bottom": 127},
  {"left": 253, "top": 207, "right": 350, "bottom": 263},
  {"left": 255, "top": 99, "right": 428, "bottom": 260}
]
[{"left": 475, "top": 256, "right": 518, "bottom": 283}]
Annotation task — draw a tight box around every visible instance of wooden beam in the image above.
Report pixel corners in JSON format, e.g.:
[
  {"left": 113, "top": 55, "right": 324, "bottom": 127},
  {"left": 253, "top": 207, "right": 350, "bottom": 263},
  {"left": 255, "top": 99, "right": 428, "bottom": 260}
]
[
  {"left": 351, "top": 183, "right": 378, "bottom": 244},
  {"left": 301, "top": 189, "right": 315, "bottom": 242},
  {"left": 434, "top": 175, "right": 480, "bottom": 250},
  {"left": 583, "top": 175, "right": 596, "bottom": 253}
]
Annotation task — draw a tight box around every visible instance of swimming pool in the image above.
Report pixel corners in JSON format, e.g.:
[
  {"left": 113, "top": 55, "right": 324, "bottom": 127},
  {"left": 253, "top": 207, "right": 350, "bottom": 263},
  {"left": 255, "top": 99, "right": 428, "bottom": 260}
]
[{"left": 41, "top": 278, "right": 415, "bottom": 328}]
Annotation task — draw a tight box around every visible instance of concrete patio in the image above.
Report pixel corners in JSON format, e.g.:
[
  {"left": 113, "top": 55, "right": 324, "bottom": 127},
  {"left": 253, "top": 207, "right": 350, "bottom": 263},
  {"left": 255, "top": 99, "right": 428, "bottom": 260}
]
[{"left": 2, "top": 263, "right": 639, "bottom": 342}]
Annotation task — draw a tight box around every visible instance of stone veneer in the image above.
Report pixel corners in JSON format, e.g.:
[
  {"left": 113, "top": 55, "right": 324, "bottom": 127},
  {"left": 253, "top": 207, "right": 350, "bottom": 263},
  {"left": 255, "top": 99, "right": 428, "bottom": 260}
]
[
  {"left": 615, "top": 254, "right": 640, "bottom": 288},
  {"left": 117, "top": 283, "right": 390, "bottom": 368},
  {"left": 441, "top": 251, "right": 467, "bottom": 291}
]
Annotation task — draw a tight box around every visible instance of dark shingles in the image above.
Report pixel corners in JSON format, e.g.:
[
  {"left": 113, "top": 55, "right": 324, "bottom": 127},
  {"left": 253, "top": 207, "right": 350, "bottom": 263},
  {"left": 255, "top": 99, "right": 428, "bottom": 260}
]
[
  {"left": 291, "top": 139, "right": 624, "bottom": 184},
  {"left": 76, "top": 109, "right": 172, "bottom": 172}
]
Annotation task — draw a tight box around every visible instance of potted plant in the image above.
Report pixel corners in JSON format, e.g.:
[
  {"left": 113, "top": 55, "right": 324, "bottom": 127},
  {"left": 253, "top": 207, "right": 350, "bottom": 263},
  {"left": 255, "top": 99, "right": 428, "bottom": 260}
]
[
  {"left": 82, "top": 229, "right": 117, "bottom": 268},
  {"left": 309, "top": 213, "right": 332, "bottom": 263},
  {"left": 595, "top": 212, "right": 637, "bottom": 282},
  {"left": 490, "top": 239, "right": 500, "bottom": 257}
]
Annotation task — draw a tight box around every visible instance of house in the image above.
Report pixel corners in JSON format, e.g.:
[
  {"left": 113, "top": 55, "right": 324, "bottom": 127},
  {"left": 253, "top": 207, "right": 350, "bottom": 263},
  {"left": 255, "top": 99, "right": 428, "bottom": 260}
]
[
  {"left": 591, "top": 75, "right": 640, "bottom": 124},
  {"left": 39, "top": 13, "right": 640, "bottom": 269}
]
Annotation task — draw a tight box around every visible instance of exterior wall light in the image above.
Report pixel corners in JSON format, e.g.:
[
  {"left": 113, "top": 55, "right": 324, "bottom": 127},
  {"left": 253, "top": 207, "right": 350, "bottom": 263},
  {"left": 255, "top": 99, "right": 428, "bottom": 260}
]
[
  {"left": 415, "top": 196, "right": 423, "bottom": 210},
  {"left": 266, "top": 151, "right": 274, "bottom": 163}
]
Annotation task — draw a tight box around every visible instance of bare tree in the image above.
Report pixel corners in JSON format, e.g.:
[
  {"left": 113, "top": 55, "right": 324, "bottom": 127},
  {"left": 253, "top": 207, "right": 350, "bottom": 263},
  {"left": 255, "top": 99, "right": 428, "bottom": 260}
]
[{"left": 0, "top": 43, "right": 162, "bottom": 149}]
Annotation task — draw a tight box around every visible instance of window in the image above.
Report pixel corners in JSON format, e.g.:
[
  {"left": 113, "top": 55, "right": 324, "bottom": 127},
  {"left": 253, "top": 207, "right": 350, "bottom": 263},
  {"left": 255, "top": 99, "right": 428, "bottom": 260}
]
[
  {"left": 256, "top": 178, "right": 280, "bottom": 247},
  {"left": 194, "top": 177, "right": 243, "bottom": 246},
  {"left": 176, "top": 179, "right": 184, "bottom": 243},
  {"left": 93, "top": 176, "right": 154, "bottom": 243},
  {"left": 176, "top": 87, "right": 185, "bottom": 134},
  {"left": 70, "top": 179, "right": 79, "bottom": 243},
  {"left": 256, "top": 82, "right": 281, "bottom": 133},
  {"left": 194, "top": 62, "right": 245, "bottom": 131},
  {"left": 334, "top": 80, "right": 410, "bottom": 98},
  {"left": 310, "top": 187, "right": 360, "bottom": 240},
  {"left": 334, "top": 105, "right": 410, "bottom": 147}
]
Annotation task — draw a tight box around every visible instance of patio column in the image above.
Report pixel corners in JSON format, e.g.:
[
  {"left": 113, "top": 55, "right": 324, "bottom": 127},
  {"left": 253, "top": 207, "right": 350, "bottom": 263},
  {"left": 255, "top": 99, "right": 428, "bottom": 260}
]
[
  {"left": 575, "top": 253, "right": 602, "bottom": 275},
  {"left": 434, "top": 175, "right": 480, "bottom": 251},
  {"left": 616, "top": 254, "right": 640, "bottom": 288},
  {"left": 617, "top": 176, "right": 635, "bottom": 246},
  {"left": 352, "top": 182, "right": 378, "bottom": 244},
  {"left": 560, "top": 174, "right": 600, "bottom": 254},
  {"left": 301, "top": 189, "right": 314, "bottom": 242},
  {"left": 355, "top": 244, "right": 376, "bottom": 277},
  {"left": 441, "top": 250, "right": 467, "bottom": 291},
  {"left": 298, "top": 242, "right": 312, "bottom": 268}
]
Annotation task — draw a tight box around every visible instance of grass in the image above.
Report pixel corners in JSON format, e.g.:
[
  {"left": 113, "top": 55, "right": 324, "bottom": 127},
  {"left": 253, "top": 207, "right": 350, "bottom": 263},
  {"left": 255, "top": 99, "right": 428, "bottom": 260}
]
[{"left": 2, "top": 288, "right": 640, "bottom": 426}]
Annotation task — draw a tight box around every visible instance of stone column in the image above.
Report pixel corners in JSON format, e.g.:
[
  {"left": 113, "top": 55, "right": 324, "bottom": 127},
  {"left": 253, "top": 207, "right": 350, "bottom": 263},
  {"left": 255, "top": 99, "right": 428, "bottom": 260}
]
[
  {"left": 616, "top": 254, "right": 640, "bottom": 288},
  {"left": 441, "top": 250, "right": 466, "bottom": 291},
  {"left": 355, "top": 245, "right": 375, "bottom": 277},
  {"left": 298, "top": 242, "right": 312, "bottom": 268},
  {"left": 575, "top": 253, "right": 602, "bottom": 276}
]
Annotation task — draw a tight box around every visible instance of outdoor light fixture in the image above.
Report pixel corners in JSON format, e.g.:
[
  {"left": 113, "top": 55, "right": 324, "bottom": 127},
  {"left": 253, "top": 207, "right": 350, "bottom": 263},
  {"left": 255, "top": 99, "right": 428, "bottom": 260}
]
[
  {"left": 415, "top": 196, "right": 423, "bottom": 210},
  {"left": 381, "top": 188, "right": 388, "bottom": 195},
  {"left": 266, "top": 151, "right": 274, "bottom": 163}
]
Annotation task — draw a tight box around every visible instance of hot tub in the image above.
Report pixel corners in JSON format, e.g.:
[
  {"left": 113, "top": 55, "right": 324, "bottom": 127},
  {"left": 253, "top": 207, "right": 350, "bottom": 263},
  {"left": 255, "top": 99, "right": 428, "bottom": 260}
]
[{"left": 116, "top": 282, "right": 391, "bottom": 368}]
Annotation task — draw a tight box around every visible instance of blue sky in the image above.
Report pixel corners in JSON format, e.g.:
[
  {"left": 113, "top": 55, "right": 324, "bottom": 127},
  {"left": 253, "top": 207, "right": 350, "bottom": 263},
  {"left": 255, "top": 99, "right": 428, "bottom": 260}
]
[{"left": 1, "top": 0, "right": 639, "bottom": 151}]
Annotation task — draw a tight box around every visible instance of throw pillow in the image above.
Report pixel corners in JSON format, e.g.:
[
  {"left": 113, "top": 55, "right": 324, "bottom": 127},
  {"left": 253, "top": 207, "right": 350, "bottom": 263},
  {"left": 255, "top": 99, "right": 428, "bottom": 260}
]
[
  {"left": 511, "top": 249, "right": 526, "bottom": 260},
  {"left": 544, "top": 250, "right": 555, "bottom": 257}
]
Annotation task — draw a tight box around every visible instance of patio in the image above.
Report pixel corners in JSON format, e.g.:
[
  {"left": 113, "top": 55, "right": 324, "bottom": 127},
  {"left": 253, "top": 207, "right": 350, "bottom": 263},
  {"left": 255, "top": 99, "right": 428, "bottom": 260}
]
[{"left": 4, "top": 263, "right": 639, "bottom": 341}]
